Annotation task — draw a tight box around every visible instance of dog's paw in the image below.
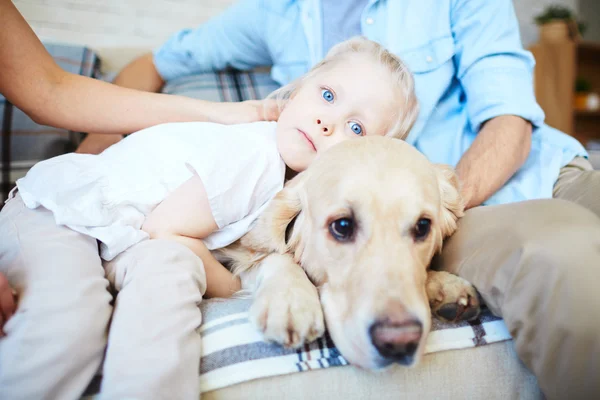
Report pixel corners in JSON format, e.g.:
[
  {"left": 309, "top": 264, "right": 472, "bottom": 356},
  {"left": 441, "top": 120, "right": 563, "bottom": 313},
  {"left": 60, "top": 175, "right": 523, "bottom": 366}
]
[
  {"left": 426, "top": 271, "right": 480, "bottom": 323},
  {"left": 250, "top": 285, "right": 325, "bottom": 348}
]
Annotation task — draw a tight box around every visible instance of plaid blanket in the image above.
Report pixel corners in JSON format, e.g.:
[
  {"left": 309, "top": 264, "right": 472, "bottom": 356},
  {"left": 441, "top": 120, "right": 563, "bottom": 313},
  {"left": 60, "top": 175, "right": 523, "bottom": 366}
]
[
  {"left": 161, "top": 68, "right": 280, "bottom": 104},
  {"left": 198, "top": 299, "right": 510, "bottom": 392},
  {"left": 83, "top": 298, "right": 510, "bottom": 396},
  {"left": 0, "top": 43, "right": 100, "bottom": 202}
]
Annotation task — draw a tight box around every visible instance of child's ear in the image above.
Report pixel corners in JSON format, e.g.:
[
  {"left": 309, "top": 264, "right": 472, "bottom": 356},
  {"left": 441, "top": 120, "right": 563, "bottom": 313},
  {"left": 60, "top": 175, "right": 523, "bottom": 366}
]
[
  {"left": 241, "top": 172, "right": 305, "bottom": 253},
  {"left": 433, "top": 164, "right": 465, "bottom": 241}
]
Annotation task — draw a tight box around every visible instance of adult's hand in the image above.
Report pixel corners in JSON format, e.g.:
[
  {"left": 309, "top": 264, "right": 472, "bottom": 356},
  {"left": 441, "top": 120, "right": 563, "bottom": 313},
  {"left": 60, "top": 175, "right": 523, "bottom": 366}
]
[{"left": 211, "top": 99, "right": 280, "bottom": 125}]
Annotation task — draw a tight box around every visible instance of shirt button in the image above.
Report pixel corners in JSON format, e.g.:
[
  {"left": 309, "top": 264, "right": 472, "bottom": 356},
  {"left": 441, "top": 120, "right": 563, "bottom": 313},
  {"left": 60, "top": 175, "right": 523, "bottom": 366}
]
[
  {"left": 365, "top": 17, "right": 374, "bottom": 25},
  {"left": 426, "top": 56, "right": 433, "bottom": 63}
]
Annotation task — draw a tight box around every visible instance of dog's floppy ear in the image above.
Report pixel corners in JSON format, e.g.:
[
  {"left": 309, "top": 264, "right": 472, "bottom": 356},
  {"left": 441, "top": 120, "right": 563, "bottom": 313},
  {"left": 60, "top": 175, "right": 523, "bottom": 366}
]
[
  {"left": 433, "top": 164, "right": 465, "bottom": 242},
  {"left": 240, "top": 172, "right": 305, "bottom": 254}
]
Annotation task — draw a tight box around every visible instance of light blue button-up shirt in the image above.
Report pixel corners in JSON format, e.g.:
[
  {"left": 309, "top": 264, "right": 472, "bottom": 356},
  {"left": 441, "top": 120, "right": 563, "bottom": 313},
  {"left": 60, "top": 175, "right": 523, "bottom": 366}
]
[{"left": 154, "top": 0, "right": 587, "bottom": 205}]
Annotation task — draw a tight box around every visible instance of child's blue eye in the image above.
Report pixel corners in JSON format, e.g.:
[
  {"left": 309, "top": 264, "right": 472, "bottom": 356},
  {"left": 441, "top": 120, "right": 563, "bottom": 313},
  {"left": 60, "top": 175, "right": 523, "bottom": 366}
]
[
  {"left": 348, "top": 122, "right": 363, "bottom": 135},
  {"left": 321, "top": 89, "right": 334, "bottom": 103}
]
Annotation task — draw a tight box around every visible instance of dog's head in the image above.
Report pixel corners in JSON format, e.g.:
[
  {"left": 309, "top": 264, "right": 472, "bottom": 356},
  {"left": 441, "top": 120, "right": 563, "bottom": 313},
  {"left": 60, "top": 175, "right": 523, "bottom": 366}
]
[{"left": 243, "top": 136, "right": 464, "bottom": 369}]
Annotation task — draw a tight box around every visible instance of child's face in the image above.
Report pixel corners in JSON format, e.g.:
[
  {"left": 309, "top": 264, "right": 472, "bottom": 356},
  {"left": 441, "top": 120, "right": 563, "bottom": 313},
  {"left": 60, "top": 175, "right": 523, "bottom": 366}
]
[{"left": 276, "top": 55, "right": 399, "bottom": 172}]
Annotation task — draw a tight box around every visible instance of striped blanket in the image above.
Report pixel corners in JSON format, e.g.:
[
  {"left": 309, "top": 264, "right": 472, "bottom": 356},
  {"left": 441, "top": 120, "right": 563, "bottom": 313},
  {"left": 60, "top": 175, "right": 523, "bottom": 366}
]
[{"left": 83, "top": 298, "right": 511, "bottom": 396}]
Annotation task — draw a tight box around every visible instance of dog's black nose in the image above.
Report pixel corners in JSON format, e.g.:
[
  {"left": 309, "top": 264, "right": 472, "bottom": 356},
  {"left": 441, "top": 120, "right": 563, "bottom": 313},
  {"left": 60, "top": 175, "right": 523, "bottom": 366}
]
[{"left": 369, "top": 318, "right": 422, "bottom": 365}]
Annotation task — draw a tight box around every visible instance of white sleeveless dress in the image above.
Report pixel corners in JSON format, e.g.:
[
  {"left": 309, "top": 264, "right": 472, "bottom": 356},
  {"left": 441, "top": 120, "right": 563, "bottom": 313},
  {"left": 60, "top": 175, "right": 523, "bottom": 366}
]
[{"left": 16, "top": 121, "right": 285, "bottom": 260}]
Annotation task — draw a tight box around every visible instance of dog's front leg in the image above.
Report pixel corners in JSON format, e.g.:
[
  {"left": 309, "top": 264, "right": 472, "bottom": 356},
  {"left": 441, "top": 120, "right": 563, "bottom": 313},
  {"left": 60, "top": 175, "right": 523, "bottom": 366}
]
[
  {"left": 250, "top": 253, "right": 325, "bottom": 348},
  {"left": 426, "top": 270, "right": 481, "bottom": 322}
]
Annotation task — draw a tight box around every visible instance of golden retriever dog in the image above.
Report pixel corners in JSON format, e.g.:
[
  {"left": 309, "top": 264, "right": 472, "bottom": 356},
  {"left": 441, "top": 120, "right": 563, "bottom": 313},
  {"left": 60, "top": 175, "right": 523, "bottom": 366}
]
[{"left": 216, "top": 136, "right": 480, "bottom": 369}]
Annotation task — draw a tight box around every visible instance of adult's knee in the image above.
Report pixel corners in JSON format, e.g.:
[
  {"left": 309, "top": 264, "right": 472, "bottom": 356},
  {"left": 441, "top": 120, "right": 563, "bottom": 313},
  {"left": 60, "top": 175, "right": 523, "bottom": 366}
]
[
  {"left": 135, "top": 239, "right": 204, "bottom": 274},
  {"left": 109, "top": 239, "right": 206, "bottom": 293},
  {"left": 504, "top": 202, "right": 600, "bottom": 399},
  {"left": 486, "top": 199, "right": 600, "bottom": 342},
  {"left": 439, "top": 199, "right": 600, "bottom": 314},
  {"left": 2, "top": 279, "right": 112, "bottom": 367},
  {"left": 440, "top": 199, "right": 600, "bottom": 399},
  {"left": 514, "top": 199, "right": 600, "bottom": 287}
]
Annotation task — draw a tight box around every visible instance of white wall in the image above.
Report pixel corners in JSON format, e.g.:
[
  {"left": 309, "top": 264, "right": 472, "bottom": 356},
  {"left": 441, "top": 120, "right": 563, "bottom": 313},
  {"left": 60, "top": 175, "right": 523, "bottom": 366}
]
[
  {"left": 14, "top": 0, "right": 236, "bottom": 71},
  {"left": 15, "top": 0, "right": 583, "bottom": 71},
  {"left": 579, "top": 0, "right": 600, "bottom": 42},
  {"left": 514, "top": 0, "right": 579, "bottom": 47}
]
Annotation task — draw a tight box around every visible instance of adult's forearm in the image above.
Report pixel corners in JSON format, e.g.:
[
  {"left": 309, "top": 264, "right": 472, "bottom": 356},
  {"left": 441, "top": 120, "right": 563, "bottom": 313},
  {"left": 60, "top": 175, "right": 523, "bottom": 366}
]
[
  {"left": 31, "top": 71, "right": 224, "bottom": 134},
  {"left": 455, "top": 115, "right": 532, "bottom": 209},
  {"left": 0, "top": 1, "right": 218, "bottom": 135}
]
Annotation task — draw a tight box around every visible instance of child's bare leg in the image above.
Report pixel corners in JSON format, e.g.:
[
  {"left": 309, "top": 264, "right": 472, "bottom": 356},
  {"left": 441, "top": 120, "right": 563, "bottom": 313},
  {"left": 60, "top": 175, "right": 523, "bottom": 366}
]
[
  {"left": 102, "top": 239, "right": 207, "bottom": 399},
  {"left": 0, "top": 194, "right": 112, "bottom": 399}
]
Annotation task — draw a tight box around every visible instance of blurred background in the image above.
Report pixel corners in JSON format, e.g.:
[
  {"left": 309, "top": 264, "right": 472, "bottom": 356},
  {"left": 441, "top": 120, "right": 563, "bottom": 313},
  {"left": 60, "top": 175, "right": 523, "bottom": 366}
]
[
  {"left": 1, "top": 0, "right": 599, "bottom": 200},
  {"left": 11, "top": 0, "right": 600, "bottom": 148}
]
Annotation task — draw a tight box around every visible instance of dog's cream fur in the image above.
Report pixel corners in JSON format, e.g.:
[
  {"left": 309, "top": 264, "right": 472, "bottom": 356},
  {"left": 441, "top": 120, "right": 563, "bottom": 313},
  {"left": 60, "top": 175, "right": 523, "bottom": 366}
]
[{"left": 216, "top": 137, "right": 479, "bottom": 369}]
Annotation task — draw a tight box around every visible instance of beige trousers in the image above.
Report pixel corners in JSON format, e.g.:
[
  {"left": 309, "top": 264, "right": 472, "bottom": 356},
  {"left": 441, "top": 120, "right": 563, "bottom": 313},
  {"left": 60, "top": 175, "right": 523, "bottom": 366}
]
[
  {"left": 433, "top": 157, "right": 600, "bottom": 400},
  {"left": 0, "top": 195, "right": 207, "bottom": 400}
]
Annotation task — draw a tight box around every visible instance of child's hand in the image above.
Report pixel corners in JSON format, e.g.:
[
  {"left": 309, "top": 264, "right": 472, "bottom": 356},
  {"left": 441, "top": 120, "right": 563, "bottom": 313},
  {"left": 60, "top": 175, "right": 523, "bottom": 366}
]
[
  {"left": 0, "top": 273, "right": 17, "bottom": 337},
  {"left": 211, "top": 99, "right": 280, "bottom": 125}
]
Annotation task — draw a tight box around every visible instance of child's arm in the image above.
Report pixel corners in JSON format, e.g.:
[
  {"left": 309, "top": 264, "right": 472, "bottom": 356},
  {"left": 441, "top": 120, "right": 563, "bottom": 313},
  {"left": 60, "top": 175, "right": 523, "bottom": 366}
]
[
  {"left": 160, "top": 235, "right": 241, "bottom": 298},
  {"left": 142, "top": 175, "right": 241, "bottom": 298}
]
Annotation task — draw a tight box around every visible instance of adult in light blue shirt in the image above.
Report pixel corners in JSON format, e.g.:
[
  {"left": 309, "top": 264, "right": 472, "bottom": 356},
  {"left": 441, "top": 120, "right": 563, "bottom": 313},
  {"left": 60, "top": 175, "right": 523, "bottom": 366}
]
[
  {"left": 101, "top": 1, "right": 599, "bottom": 398},
  {"left": 153, "top": 0, "right": 589, "bottom": 208}
]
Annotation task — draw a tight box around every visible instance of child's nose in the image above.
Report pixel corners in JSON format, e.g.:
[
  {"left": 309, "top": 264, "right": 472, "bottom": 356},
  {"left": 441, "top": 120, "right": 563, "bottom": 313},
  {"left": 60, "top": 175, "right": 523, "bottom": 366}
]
[{"left": 316, "top": 118, "right": 333, "bottom": 135}]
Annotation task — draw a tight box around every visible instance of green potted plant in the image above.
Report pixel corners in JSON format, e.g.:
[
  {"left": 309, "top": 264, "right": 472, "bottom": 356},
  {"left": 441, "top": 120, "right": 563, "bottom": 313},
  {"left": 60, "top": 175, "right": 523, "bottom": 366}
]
[
  {"left": 534, "top": 5, "right": 587, "bottom": 42},
  {"left": 575, "top": 77, "right": 599, "bottom": 112}
]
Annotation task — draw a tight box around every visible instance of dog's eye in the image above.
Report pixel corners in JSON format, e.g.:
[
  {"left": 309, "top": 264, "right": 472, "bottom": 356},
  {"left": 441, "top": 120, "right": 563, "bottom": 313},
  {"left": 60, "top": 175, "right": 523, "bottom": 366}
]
[
  {"left": 329, "top": 218, "right": 354, "bottom": 242},
  {"left": 412, "top": 218, "right": 431, "bottom": 241}
]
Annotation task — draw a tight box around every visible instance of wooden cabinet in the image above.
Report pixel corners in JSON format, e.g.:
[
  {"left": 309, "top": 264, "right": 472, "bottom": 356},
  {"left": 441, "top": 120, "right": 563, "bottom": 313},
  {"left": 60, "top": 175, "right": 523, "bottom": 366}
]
[{"left": 530, "top": 41, "right": 600, "bottom": 147}]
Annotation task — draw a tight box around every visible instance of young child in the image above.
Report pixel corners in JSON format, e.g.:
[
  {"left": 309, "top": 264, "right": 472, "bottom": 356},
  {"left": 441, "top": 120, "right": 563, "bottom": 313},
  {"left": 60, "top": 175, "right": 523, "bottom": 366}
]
[{"left": 0, "top": 37, "right": 418, "bottom": 399}]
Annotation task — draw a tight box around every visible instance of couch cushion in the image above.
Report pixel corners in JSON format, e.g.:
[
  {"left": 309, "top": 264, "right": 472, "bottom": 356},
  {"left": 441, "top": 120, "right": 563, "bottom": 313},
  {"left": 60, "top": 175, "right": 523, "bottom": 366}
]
[
  {"left": 82, "top": 297, "right": 511, "bottom": 397},
  {"left": 203, "top": 341, "right": 542, "bottom": 400},
  {"left": 199, "top": 298, "right": 511, "bottom": 393},
  {"left": 161, "top": 69, "right": 280, "bottom": 103}
]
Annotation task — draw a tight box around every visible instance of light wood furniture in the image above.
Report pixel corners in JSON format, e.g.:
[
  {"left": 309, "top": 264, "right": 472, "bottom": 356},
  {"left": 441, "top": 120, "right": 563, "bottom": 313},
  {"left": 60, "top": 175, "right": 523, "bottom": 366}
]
[{"left": 530, "top": 41, "right": 600, "bottom": 147}]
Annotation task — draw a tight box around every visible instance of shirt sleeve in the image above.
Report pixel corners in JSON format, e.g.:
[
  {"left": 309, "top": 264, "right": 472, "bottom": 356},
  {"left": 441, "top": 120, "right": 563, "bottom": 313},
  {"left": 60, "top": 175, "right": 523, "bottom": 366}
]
[
  {"left": 450, "top": 0, "right": 545, "bottom": 132},
  {"left": 153, "top": 0, "right": 272, "bottom": 81}
]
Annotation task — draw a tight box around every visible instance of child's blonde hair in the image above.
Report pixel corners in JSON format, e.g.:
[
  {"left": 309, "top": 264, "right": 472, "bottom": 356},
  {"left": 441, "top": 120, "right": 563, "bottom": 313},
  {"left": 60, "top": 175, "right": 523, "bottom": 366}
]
[{"left": 268, "top": 37, "right": 419, "bottom": 140}]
